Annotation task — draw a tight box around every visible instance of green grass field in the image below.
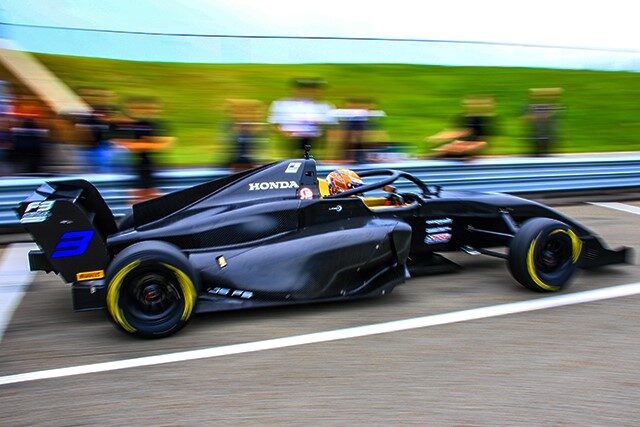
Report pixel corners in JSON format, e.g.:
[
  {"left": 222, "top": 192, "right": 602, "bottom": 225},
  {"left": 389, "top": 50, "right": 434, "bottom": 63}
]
[{"left": 36, "top": 53, "right": 640, "bottom": 165}]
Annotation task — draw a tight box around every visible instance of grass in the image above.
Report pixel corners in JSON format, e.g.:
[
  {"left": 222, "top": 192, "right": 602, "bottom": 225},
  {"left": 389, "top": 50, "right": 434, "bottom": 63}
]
[{"left": 35, "top": 53, "right": 640, "bottom": 165}]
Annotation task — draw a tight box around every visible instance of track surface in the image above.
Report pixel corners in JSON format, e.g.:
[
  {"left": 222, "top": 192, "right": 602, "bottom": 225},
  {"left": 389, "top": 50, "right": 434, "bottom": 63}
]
[{"left": 1, "top": 203, "right": 639, "bottom": 425}]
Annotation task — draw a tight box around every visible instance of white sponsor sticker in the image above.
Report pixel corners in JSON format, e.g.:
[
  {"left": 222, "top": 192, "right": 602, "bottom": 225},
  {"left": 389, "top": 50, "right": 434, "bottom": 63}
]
[
  {"left": 248, "top": 181, "right": 300, "bottom": 191},
  {"left": 425, "top": 218, "right": 452, "bottom": 225},
  {"left": 285, "top": 162, "right": 302, "bottom": 174},
  {"left": 425, "top": 226, "right": 451, "bottom": 233},
  {"left": 20, "top": 201, "right": 55, "bottom": 224}
]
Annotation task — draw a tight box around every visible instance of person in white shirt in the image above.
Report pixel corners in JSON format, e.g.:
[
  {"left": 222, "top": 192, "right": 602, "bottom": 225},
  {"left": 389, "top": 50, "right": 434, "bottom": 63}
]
[{"left": 268, "top": 79, "right": 336, "bottom": 157}]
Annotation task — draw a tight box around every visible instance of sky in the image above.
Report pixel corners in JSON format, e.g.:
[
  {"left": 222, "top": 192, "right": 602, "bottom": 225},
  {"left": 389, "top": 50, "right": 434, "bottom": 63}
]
[{"left": 1, "top": 0, "right": 639, "bottom": 70}]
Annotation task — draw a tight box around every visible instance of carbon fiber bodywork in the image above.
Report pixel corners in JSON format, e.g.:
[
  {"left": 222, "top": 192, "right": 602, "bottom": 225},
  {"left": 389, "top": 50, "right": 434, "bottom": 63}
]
[{"left": 18, "top": 158, "right": 630, "bottom": 313}]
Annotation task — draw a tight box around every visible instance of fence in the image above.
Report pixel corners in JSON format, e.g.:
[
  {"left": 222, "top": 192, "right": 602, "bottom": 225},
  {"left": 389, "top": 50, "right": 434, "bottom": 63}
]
[{"left": 2, "top": 153, "right": 639, "bottom": 229}]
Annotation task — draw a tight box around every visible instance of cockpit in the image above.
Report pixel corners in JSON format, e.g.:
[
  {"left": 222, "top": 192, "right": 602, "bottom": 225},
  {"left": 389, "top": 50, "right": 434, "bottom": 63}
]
[{"left": 317, "top": 168, "right": 439, "bottom": 211}]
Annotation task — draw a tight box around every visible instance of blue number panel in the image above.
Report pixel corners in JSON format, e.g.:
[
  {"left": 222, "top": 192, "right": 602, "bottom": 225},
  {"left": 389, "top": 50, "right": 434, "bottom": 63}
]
[{"left": 51, "top": 230, "right": 95, "bottom": 258}]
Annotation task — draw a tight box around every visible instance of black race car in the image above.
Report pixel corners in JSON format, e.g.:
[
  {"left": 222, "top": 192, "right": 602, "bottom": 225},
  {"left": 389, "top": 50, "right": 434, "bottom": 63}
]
[{"left": 18, "top": 158, "right": 630, "bottom": 338}]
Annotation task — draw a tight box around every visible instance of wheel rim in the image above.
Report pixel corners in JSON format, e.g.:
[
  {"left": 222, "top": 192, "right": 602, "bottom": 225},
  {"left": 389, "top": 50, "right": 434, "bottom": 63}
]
[
  {"left": 121, "top": 267, "right": 183, "bottom": 324},
  {"left": 536, "top": 234, "right": 571, "bottom": 273}
]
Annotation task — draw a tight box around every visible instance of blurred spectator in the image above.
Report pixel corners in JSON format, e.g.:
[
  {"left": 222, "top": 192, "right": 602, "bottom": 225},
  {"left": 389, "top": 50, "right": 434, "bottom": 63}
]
[
  {"left": 523, "top": 88, "right": 563, "bottom": 156},
  {"left": 331, "top": 98, "right": 386, "bottom": 163},
  {"left": 75, "top": 88, "right": 126, "bottom": 173},
  {"left": 75, "top": 107, "right": 114, "bottom": 173},
  {"left": 111, "top": 97, "right": 173, "bottom": 202},
  {"left": 9, "top": 95, "right": 51, "bottom": 174},
  {"left": 268, "top": 78, "right": 335, "bottom": 158},
  {"left": 225, "top": 99, "right": 265, "bottom": 171},
  {"left": 11, "top": 118, "right": 48, "bottom": 173},
  {"left": 428, "top": 95, "right": 496, "bottom": 159}
]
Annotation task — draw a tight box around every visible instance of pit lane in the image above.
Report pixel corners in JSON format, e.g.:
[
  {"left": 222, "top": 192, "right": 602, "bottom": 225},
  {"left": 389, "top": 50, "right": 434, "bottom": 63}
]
[{"left": 1, "top": 202, "right": 639, "bottom": 424}]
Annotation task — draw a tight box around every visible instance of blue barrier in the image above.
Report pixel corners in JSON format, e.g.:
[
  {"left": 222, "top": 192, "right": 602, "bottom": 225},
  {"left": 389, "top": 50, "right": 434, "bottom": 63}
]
[{"left": 2, "top": 153, "right": 640, "bottom": 227}]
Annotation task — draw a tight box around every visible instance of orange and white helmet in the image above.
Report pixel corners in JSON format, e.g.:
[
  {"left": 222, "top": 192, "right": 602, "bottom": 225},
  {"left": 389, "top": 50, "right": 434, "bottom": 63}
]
[{"left": 326, "top": 169, "right": 364, "bottom": 195}]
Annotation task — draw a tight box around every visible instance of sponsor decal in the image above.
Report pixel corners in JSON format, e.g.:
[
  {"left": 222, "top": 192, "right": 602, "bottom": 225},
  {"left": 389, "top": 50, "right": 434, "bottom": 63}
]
[
  {"left": 329, "top": 205, "right": 343, "bottom": 212},
  {"left": 425, "top": 218, "right": 452, "bottom": 244},
  {"left": 248, "top": 181, "right": 300, "bottom": 191},
  {"left": 285, "top": 162, "right": 302, "bottom": 174},
  {"left": 24, "top": 201, "right": 54, "bottom": 213},
  {"left": 216, "top": 255, "right": 227, "bottom": 268},
  {"left": 425, "top": 226, "right": 450, "bottom": 233},
  {"left": 425, "top": 217, "right": 452, "bottom": 225},
  {"left": 76, "top": 270, "right": 105, "bottom": 281},
  {"left": 51, "top": 230, "right": 95, "bottom": 258},
  {"left": 20, "top": 201, "right": 55, "bottom": 224},
  {"left": 425, "top": 233, "right": 452, "bottom": 244},
  {"left": 209, "top": 287, "right": 254, "bottom": 299},
  {"left": 298, "top": 187, "right": 314, "bottom": 200}
]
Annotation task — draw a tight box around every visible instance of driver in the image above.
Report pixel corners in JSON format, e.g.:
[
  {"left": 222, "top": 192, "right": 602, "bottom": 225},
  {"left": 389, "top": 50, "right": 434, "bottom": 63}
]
[{"left": 326, "top": 168, "right": 364, "bottom": 195}]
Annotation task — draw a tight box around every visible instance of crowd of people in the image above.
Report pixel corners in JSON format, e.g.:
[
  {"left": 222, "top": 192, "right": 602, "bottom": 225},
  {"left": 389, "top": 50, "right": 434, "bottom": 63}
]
[
  {"left": 0, "top": 78, "right": 564, "bottom": 200},
  {"left": 0, "top": 84, "right": 173, "bottom": 201},
  {"left": 229, "top": 79, "right": 564, "bottom": 168},
  {"left": 227, "top": 78, "right": 389, "bottom": 171},
  {"left": 427, "top": 89, "right": 563, "bottom": 159}
]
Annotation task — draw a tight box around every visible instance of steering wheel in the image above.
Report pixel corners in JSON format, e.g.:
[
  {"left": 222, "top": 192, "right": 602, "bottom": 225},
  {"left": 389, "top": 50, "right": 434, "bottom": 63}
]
[
  {"left": 324, "top": 169, "right": 436, "bottom": 199},
  {"left": 383, "top": 186, "right": 405, "bottom": 206}
]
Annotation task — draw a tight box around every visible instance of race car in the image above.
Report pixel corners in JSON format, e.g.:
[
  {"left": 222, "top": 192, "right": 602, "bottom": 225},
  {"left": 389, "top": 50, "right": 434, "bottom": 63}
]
[{"left": 18, "top": 158, "right": 630, "bottom": 338}]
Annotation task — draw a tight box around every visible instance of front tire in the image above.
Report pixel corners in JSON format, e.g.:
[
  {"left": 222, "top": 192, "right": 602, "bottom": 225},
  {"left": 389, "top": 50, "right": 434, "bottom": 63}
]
[
  {"left": 105, "top": 241, "right": 198, "bottom": 338},
  {"left": 508, "top": 218, "right": 582, "bottom": 292}
]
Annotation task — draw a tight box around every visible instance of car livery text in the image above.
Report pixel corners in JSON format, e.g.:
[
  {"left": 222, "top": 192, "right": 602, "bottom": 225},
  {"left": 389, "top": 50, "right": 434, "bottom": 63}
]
[{"left": 249, "top": 181, "right": 300, "bottom": 191}]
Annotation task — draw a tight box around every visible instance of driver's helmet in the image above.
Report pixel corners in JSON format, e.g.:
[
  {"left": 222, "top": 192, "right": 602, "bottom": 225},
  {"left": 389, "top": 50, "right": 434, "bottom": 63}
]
[{"left": 326, "top": 169, "right": 364, "bottom": 195}]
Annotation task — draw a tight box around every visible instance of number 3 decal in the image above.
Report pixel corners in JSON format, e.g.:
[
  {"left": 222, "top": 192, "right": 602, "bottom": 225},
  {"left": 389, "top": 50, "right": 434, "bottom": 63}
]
[{"left": 51, "top": 230, "right": 95, "bottom": 258}]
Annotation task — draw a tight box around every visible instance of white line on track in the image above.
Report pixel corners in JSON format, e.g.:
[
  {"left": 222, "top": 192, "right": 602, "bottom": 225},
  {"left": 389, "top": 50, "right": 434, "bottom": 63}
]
[
  {"left": 0, "top": 243, "right": 36, "bottom": 343},
  {"left": 2, "top": 281, "right": 640, "bottom": 387},
  {"left": 589, "top": 202, "right": 640, "bottom": 216}
]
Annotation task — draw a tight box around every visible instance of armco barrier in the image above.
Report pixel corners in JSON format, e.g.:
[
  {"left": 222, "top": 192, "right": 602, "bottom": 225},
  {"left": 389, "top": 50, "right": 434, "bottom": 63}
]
[{"left": 2, "top": 153, "right": 640, "bottom": 228}]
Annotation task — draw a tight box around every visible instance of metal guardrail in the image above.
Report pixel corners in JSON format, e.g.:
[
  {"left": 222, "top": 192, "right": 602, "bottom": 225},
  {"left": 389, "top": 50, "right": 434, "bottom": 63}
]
[{"left": 2, "top": 154, "right": 640, "bottom": 228}]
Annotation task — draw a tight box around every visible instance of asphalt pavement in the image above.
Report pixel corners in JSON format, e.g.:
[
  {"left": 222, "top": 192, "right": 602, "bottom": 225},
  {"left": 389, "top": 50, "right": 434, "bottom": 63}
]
[{"left": 0, "top": 202, "right": 639, "bottom": 425}]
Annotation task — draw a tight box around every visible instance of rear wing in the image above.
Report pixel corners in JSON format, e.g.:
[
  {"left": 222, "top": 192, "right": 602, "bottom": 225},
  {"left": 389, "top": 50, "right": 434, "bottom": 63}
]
[{"left": 17, "top": 180, "right": 118, "bottom": 283}]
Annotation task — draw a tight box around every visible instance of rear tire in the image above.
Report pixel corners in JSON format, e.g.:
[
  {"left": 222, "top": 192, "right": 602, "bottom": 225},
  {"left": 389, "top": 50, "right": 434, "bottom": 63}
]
[
  {"left": 105, "top": 241, "right": 198, "bottom": 338},
  {"left": 508, "top": 218, "right": 582, "bottom": 292}
]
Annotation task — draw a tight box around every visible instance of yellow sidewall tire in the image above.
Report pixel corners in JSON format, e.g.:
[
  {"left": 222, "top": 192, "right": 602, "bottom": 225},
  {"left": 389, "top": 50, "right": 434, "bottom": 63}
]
[
  {"left": 509, "top": 218, "right": 582, "bottom": 292},
  {"left": 104, "top": 241, "right": 199, "bottom": 338}
]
